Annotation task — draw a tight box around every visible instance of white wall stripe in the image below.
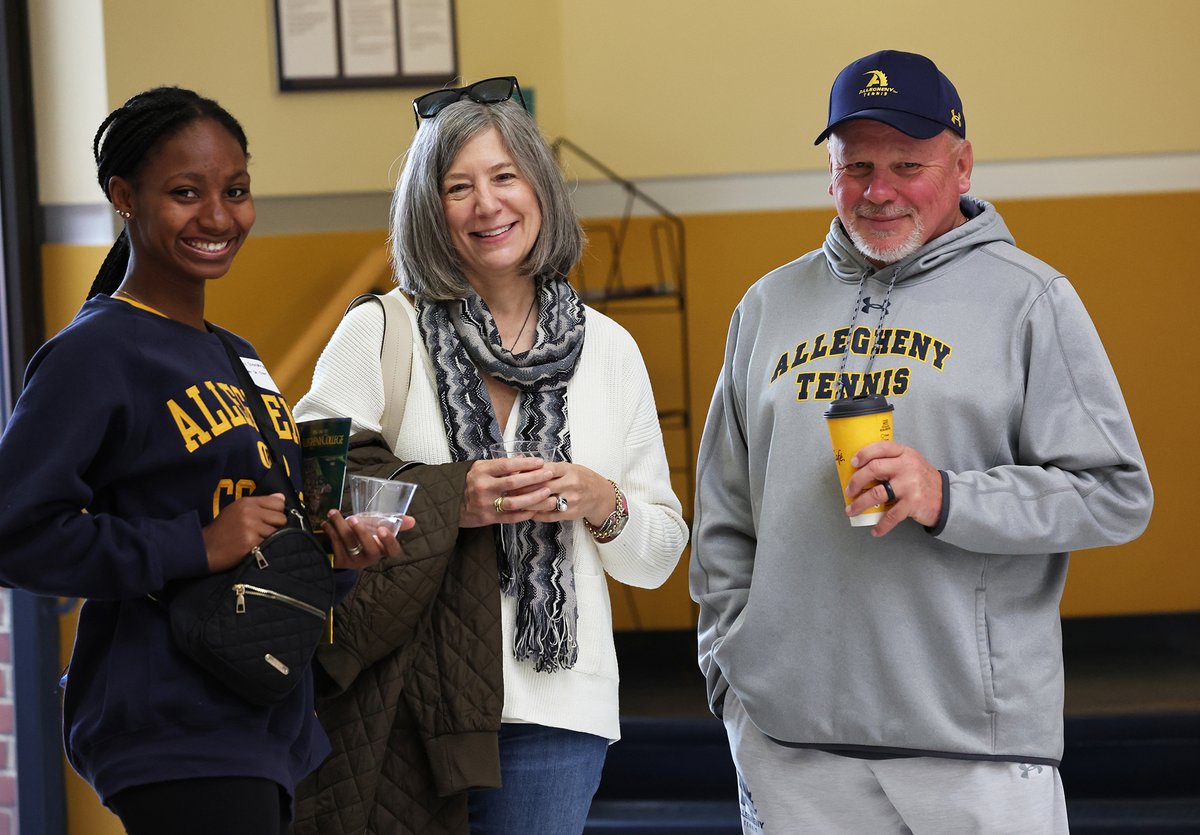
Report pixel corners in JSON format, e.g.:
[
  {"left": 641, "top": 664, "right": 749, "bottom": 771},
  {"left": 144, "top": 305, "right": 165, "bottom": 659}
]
[{"left": 572, "top": 153, "right": 1200, "bottom": 219}]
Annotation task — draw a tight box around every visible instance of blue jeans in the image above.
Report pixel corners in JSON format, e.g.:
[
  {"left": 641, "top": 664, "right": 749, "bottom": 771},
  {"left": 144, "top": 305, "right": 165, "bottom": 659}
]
[{"left": 469, "top": 723, "right": 608, "bottom": 835}]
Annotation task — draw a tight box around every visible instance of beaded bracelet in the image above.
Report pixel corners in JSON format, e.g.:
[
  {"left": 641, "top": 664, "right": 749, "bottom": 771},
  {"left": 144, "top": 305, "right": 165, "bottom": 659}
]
[{"left": 583, "top": 479, "right": 628, "bottom": 543}]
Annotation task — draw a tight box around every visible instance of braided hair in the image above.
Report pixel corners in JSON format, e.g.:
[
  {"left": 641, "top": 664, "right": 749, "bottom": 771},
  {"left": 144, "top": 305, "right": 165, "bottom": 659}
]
[{"left": 87, "top": 87, "right": 249, "bottom": 299}]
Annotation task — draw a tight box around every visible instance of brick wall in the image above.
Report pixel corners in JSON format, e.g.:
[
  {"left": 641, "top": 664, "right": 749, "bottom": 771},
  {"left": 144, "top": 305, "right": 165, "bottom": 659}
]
[{"left": 0, "top": 590, "right": 17, "bottom": 835}]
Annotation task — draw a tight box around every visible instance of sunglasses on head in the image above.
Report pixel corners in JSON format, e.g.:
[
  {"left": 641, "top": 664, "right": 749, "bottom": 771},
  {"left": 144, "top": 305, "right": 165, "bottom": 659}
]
[{"left": 412, "top": 76, "right": 528, "bottom": 127}]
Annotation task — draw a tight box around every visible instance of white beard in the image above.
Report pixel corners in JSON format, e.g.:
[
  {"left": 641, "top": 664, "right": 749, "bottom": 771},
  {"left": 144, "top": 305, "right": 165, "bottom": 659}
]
[{"left": 845, "top": 207, "right": 926, "bottom": 265}]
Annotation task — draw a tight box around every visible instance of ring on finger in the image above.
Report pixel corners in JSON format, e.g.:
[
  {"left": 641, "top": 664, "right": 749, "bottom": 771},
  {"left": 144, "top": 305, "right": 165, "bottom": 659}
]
[
  {"left": 347, "top": 543, "right": 364, "bottom": 557},
  {"left": 555, "top": 495, "right": 569, "bottom": 513},
  {"left": 881, "top": 480, "right": 897, "bottom": 504},
  {"left": 494, "top": 496, "right": 506, "bottom": 514}
]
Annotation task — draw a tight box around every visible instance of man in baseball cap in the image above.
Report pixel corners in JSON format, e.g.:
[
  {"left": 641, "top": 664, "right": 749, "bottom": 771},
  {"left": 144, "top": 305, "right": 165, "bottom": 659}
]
[
  {"left": 815, "top": 49, "right": 966, "bottom": 143},
  {"left": 692, "top": 49, "right": 1150, "bottom": 833}
]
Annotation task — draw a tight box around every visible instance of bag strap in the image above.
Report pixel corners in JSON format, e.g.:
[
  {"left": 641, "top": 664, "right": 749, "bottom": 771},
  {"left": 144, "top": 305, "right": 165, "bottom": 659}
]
[
  {"left": 210, "top": 326, "right": 306, "bottom": 521},
  {"left": 346, "top": 289, "right": 412, "bottom": 449}
]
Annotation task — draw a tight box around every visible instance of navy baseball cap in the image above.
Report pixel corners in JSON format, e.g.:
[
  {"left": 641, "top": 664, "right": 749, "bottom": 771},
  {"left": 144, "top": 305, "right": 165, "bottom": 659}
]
[{"left": 815, "top": 50, "right": 965, "bottom": 144}]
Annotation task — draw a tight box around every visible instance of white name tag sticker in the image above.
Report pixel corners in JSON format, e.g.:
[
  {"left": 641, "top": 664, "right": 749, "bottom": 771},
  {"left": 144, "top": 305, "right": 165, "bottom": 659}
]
[{"left": 240, "top": 357, "right": 281, "bottom": 394}]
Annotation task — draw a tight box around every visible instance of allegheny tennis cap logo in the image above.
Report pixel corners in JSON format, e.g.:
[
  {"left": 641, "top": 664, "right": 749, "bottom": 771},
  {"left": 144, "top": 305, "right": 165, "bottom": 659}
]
[{"left": 859, "top": 69, "right": 898, "bottom": 97}]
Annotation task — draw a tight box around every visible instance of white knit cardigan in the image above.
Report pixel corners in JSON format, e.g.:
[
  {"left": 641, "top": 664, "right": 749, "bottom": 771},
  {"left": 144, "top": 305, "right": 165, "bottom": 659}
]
[{"left": 294, "top": 293, "right": 689, "bottom": 741}]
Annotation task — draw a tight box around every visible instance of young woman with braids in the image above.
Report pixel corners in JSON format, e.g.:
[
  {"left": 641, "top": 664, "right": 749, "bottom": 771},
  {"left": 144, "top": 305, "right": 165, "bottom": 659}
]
[
  {"left": 0, "top": 86, "right": 404, "bottom": 834},
  {"left": 291, "top": 78, "right": 689, "bottom": 834}
]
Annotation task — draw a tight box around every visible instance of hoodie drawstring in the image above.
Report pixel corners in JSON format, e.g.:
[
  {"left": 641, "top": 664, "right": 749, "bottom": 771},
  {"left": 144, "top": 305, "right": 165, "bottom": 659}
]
[{"left": 834, "top": 267, "right": 901, "bottom": 400}]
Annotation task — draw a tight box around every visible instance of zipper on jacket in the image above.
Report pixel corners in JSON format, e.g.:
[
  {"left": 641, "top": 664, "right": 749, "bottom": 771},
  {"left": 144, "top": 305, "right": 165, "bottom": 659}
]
[{"left": 233, "top": 583, "right": 327, "bottom": 620}]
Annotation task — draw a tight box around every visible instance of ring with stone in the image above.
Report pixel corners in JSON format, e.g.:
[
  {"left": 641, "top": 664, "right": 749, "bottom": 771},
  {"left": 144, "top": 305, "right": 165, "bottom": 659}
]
[
  {"left": 555, "top": 495, "right": 569, "bottom": 513},
  {"left": 494, "top": 496, "right": 506, "bottom": 514}
]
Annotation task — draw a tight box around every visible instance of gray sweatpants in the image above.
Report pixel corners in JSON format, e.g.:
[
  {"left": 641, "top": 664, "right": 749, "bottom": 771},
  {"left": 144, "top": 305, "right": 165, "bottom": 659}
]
[{"left": 722, "top": 690, "right": 1070, "bottom": 834}]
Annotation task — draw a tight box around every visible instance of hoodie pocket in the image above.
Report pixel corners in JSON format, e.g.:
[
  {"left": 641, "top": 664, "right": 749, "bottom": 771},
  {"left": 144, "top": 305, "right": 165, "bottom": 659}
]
[{"left": 975, "top": 588, "right": 998, "bottom": 714}]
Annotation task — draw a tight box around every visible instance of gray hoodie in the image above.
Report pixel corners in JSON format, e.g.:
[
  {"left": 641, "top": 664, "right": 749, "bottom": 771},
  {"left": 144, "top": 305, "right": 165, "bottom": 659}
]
[{"left": 691, "top": 197, "right": 1152, "bottom": 765}]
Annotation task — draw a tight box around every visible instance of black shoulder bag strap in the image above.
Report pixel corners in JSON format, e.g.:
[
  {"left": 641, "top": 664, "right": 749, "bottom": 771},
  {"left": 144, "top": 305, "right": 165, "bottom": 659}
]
[{"left": 211, "top": 326, "right": 308, "bottom": 530}]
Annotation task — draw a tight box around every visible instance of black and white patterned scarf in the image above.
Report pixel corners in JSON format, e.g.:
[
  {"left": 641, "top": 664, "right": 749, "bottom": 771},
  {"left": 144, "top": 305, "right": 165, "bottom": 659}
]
[{"left": 418, "top": 276, "right": 586, "bottom": 672}]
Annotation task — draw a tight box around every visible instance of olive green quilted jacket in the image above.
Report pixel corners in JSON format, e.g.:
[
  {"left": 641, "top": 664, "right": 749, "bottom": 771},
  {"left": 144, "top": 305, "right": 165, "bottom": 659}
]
[{"left": 293, "top": 432, "right": 502, "bottom": 835}]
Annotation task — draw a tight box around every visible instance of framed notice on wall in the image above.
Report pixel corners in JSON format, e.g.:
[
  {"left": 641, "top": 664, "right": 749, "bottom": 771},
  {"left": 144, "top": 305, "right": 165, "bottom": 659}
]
[{"left": 275, "top": 0, "right": 458, "bottom": 91}]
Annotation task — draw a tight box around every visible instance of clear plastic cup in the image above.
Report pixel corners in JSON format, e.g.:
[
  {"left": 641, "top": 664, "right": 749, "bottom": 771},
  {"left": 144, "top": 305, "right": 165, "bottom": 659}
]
[
  {"left": 348, "top": 474, "right": 417, "bottom": 537},
  {"left": 488, "top": 441, "right": 567, "bottom": 555}
]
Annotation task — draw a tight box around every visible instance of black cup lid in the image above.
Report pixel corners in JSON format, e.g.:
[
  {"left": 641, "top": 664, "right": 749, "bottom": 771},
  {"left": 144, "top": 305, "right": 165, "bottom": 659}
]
[{"left": 823, "top": 393, "right": 894, "bottom": 418}]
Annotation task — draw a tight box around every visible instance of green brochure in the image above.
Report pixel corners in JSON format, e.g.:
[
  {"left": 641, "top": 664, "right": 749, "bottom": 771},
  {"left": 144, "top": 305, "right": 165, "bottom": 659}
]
[{"left": 298, "top": 417, "right": 352, "bottom": 534}]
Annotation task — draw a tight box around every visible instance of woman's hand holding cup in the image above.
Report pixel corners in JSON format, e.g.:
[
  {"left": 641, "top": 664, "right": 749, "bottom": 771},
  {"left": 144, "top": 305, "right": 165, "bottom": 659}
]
[{"left": 461, "top": 454, "right": 555, "bottom": 528}]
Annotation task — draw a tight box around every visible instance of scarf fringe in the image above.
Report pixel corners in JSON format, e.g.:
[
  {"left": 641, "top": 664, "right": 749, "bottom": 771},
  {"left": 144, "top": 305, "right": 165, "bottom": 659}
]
[{"left": 512, "top": 585, "right": 580, "bottom": 673}]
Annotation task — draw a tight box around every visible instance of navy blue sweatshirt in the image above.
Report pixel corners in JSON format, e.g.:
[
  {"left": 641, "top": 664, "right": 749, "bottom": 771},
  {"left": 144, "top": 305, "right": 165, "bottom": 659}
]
[{"left": 0, "top": 296, "right": 333, "bottom": 804}]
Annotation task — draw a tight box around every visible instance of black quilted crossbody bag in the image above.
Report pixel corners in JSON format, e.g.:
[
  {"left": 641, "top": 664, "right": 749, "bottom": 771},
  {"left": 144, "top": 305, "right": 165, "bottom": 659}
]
[{"left": 165, "top": 328, "right": 335, "bottom": 706}]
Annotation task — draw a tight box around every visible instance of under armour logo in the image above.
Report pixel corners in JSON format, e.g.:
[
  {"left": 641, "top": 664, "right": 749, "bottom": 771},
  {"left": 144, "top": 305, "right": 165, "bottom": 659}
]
[
  {"left": 861, "top": 297, "right": 890, "bottom": 314},
  {"left": 1018, "top": 764, "right": 1044, "bottom": 779}
]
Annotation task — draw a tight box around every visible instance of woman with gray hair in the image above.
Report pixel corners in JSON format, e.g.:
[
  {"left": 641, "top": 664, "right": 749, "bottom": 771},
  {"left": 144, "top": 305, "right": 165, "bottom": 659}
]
[{"left": 293, "top": 77, "right": 688, "bottom": 834}]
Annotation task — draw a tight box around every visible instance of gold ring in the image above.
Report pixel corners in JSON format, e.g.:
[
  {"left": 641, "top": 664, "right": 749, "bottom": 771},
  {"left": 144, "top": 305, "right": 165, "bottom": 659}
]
[{"left": 494, "top": 496, "right": 506, "bottom": 514}]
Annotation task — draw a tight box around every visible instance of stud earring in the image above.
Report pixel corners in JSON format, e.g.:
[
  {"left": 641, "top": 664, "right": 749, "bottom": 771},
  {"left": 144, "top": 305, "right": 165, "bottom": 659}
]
[{"left": 116, "top": 209, "right": 131, "bottom": 219}]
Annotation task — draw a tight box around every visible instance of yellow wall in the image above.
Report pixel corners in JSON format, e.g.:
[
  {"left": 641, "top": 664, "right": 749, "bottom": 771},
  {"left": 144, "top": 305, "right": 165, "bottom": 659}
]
[
  {"left": 95, "top": 0, "right": 1199, "bottom": 196},
  {"left": 558, "top": 0, "right": 1200, "bottom": 178},
  {"left": 99, "top": 0, "right": 567, "bottom": 197},
  {"left": 996, "top": 193, "right": 1195, "bottom": 616}
]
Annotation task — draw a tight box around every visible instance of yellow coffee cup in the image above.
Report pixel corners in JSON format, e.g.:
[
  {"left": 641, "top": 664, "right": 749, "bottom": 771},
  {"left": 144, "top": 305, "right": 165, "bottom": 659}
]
[{"left": 823, "top": 394, "right": 895, "bottom": 527}]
